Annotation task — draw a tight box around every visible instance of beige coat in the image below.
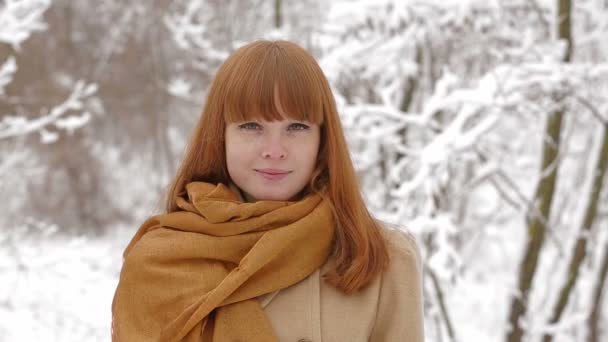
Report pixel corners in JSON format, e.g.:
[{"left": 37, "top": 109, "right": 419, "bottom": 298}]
[{"left": 257, "top": 226, "right": 425, "bottom": 342}]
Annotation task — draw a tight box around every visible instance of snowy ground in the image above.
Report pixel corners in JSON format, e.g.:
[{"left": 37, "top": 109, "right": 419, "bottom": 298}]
[
  {"left": 0, "top": 221, "right": 520, "bottom": 342},
  {"left": 0, "top": 227, "right": 132, "bottom": 342},
  {"left": 0, "top": 221, "right": 605, "bottom": 341}
]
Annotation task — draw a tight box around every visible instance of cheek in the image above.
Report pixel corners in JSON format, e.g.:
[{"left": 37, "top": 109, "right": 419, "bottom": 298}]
[
  {"left": 225, "top": 133, "right": 250, "bottom": 171},
  {"left": 299, "top": 136, "right": 320, "bottom": 171}
]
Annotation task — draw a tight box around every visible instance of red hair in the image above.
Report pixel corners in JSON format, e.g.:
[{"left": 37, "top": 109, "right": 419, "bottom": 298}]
[{"left": 163, "top": 40, "right": 389, "bottom": 294}]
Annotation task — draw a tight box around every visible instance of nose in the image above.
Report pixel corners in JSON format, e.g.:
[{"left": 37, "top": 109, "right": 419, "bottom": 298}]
[{"left": 261, "top": 134, "right": 287, "bottom": 160}]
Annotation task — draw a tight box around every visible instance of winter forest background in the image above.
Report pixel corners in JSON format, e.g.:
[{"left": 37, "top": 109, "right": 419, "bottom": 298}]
[{"left": 1, "top": 0, "right": 607, "bottom": 341}]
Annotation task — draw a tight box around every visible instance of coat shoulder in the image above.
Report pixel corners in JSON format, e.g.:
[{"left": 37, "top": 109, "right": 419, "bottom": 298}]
[
  {"left": 378, "top": 224, "right": 422, "bottom": 270},
  {"left": 370, "top": 223, "right": 425, "bottom": 341}
]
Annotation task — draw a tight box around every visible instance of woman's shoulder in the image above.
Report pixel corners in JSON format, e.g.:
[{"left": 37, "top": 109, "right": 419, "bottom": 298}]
[
  {"left": 377, "top": 222, "right": 423, "bottom": 269},
  {"left": 369, "top": 222, "right": 425, "bottom": 341}
]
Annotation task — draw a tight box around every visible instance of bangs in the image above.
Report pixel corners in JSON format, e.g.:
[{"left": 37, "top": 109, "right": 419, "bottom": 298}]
[{"left": 221, "top": 41, "right": 325, "bottom": 125}]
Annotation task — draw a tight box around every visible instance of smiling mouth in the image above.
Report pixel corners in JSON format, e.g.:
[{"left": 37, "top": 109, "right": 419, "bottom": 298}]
[
  {"left": 255, "top": 169, "right": 292, "bottom": 180},
  {"left": 255, "top": 169, "right": 291, "bottom": 175}
]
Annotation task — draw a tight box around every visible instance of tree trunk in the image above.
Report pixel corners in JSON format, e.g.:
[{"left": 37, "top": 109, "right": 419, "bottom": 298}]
[
  {"left": 589, "top": 238, "right": 608, "bottom": 342},
  {"left": 399, "top": 43, "right": 422, "bottom": 113},
  {"left": 542, "top": 123, "right": 608, "bottom": 342},
  {"left": 274, "top": 0, "right": 282, "bottom": 29},
  {"left": 506, "top": 1, "right": 571, "bottom": 341},
  {"left": 506, "top": 111, "right": 563, "bottom": 342},
  {"left": 427, "top": 265, "right": 456, "bottom": 341}
]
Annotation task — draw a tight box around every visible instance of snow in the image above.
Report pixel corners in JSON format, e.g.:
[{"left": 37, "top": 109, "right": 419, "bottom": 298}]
[
  {"left": 0, "top": 57, "right": 17, "bottom": 95},
  {"left": 0, "top": 0, "right": 50, "bottom": 49},
  {"left": 0, "top": 81, "right": 97, "bottom": 141},
  {"left": 167, "top": 77, "right": 193, "bottom": 99},
  {"left": 0, "top": 224, "right": 131, "bottom": 341},
  {"left": 2, "top": 0, "right": 608, "bottom": 341}
]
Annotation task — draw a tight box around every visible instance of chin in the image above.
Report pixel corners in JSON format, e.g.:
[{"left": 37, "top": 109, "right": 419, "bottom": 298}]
[{"left": 252, "top": 189, "right": 294, "bottom": 201}]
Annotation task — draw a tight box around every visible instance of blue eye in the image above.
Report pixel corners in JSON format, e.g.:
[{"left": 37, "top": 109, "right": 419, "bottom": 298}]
[
  {"left": 288, "top": 123, "right": 310, "bottom": 131},
  {"left": 238, "top": 122, "right": 261, "bottom": 130}
]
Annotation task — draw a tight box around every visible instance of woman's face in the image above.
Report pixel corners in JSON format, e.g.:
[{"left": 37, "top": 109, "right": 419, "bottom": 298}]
[{"left": 225, "top": 117, "right": 320, "bottom": 202}]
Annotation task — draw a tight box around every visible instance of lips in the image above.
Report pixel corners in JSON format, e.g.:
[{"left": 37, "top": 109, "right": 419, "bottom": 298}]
[{"left": 255, "top": 168, "right": 291, "bottom": 180}]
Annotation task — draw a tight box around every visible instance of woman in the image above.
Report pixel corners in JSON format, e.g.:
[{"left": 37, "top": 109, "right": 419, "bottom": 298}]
[{"left": 112, "top": 40, "right": 424, "bottom": 342}]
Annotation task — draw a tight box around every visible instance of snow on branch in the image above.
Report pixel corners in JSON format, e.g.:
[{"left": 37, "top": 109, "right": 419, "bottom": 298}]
[
  {"left": 390, "top": 62, "right": 608, "bottom": 198},
  {"left": 0, "top": 81, "right": 98, "bottom": 142},
  {"left": 1, "top": 0, "right": 52, "bottom": 103},
  {"left": 164, "top": 0, "right": 228, "bottom": 73},
  {"left": 0, "top": 57, "right": 17, "bottom": 95},
  {"left": 0, "top": 0, "right": 51, "bottom": 50}
]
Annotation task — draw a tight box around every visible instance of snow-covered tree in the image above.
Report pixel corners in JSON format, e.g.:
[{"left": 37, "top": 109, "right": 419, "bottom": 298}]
[
  {"left": 0, "top": 1, "right": 101, "bottom": 338},
  {"left": 2, "top": 0, "right": 607, "bottom": 340},
  {"left": 319, "top": 0, "right": 608, "bottom": 341},
  {"left": 0, "top": 0, "right": 95, "bottom": 142}
]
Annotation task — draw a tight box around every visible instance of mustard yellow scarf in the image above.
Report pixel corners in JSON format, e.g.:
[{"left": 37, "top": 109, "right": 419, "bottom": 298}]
[{"left": 112, "top": 182, "right": 335, "bottom": 341}]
